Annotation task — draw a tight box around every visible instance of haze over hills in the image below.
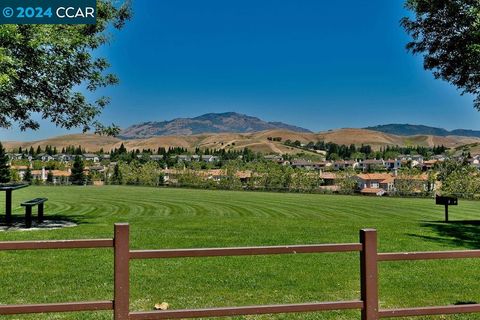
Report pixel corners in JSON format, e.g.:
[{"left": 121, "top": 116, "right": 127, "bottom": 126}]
[
  {"left": 120, "top": 112, "right": 312, "bottom": 138},
  {"left": 365, "top": 124, "right": 480, "bottom": 138}
]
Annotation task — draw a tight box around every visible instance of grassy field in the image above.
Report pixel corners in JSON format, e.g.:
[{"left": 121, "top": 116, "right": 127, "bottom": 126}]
[{"left": 1, "top": 186, "right": 480, "bottom": 319}]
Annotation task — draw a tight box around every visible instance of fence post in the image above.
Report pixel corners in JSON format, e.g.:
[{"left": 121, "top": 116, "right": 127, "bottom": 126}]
[
  {"left": 114, "top": 223, "right": 130, "bottom": 320},
  {"left": 360, "top": 229, "right": 379, "bottom": 320}
]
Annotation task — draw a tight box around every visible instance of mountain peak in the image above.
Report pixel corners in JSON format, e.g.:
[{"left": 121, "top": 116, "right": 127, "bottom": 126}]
[{"left": 120, "top": 112, "right": 312, "bottom": 138}]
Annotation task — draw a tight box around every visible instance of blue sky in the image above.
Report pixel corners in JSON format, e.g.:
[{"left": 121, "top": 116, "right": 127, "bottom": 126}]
[{"left": 2, "top": 0, "right": 480, "bottom": 141}]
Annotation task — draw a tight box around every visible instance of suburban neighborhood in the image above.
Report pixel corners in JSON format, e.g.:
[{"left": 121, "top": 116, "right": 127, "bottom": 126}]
[{"left": 3, "top": 143, "right": 479, "bottom": 196}]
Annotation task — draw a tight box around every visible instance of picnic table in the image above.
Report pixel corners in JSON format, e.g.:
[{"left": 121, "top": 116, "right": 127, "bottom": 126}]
[{"left": 0, "top": 183, "right": 29, "bottom": 224}]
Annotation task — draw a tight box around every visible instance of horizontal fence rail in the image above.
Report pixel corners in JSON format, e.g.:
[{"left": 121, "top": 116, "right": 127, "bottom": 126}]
[
  {"left": 378, "top": 250, "right": 480, "bottom": 261},
  {"left": 378, "top": 304, "right": 480, "bottom": 318},
  {"left": 0, "top": 301, "right": 113, "bottom": 315},
  {"left": 2, "top": 223, "right": 480, "bottom": 319},
  {"left": 0, "top": 239, "right": 113, "bottom": 250},
  {"left": 129, "top": 301, "right": 365, "bottom": 320},
  {"left": 129, "top": 243, "right": 363, "bottom": 259}
]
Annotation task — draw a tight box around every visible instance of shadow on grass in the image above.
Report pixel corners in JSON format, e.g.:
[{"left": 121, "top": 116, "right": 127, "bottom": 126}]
[
  {"left": 409, "top": 220, "right": 480, "bottom": 249},
  {"left": 0, "top": 213, "right": 91, "bottom": 227}
]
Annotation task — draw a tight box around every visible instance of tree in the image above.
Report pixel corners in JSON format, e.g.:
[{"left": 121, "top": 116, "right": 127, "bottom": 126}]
[
  {"left": 0, "top": 1, "right": 132, "bottom": 133},
  {"left": 23, "top": 167, "right": 32, "bottom": 183},
  {"left": 110, "top": 163, "right": 122, "bottom": 185},
  {"left": 70, "top": 156, "right": 85, "bottom": 185},
  {"left": 402, "top": 0, "right": 480, "bottom": 109},
  {"left": 440, "top": 164, "right": 480, "bottom": 198},
  {"left": 0, "top": 142, "right": 10, "bottom": 183},
  {"left": 337, "top": 169, "right": 358, "bottom": 194},
  {"left": 394, "top": 168, "right": 426, "bottom": 196},
  {"left": 46, "top": 170, "right": 54, "bottom": 184}
]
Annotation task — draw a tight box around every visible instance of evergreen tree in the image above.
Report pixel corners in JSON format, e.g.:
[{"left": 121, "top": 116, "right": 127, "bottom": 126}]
[
  {"left": 23, "top": 167, "right": 32, "bottom": 183},
  {"left": 46, "top": 170, "right": 54, "bottom": 184},
  {"left": 110, "top": 163, "right": 122, "bottom": 185},
  {"left": 70, "top": 156, "right": 85, "bottom": 185},
  {"left": 0, "top": 142, "right": 10, "bottom": 183}
]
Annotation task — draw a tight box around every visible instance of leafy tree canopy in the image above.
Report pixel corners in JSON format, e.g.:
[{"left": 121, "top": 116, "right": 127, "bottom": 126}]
[
  {"left": 0, "top": 0, "right": 132, "bottom": 134},
  {"left": 402, "top": 0, "right": 480, "bottom": 109}
]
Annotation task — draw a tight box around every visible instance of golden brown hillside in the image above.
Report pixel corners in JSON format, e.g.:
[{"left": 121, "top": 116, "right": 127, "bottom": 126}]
[{"left": 4, "top": 129, "right": 480, "bottom": 154}]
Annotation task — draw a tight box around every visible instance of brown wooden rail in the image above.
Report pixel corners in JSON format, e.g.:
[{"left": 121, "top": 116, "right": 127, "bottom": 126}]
[
  {"left": 128, "top": 301, "right": 364, "bottom": 319},
  {"left": 1, "top": 223, "right": 480, "bottom": 319}
]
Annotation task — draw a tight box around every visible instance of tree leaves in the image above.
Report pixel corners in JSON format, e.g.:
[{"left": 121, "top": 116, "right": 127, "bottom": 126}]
[
  {"left": 402, "top": 0, "right": 480, "bottom": 110},
  {"left": 0, "top": 0, "right": 132, "bottom": 133}
]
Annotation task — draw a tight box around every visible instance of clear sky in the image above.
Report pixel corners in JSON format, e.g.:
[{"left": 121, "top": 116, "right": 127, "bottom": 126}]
[{"left": 2, "top": 0, "right": 480, "bottom": 141}]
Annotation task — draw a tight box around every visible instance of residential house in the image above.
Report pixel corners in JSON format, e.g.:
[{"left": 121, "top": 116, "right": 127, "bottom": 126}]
[
  {"left": 54, "top": 154, "right": 73, "bottom": 162},
  {"left": 384, "top": 159, "right": 402, "bottom": 171},
  {"left": 291, "top": 160, "right": 317, "bottom": 170},
  {"left": 264, "top": 155, "right": 284, "bottom": 163},
  {"left": 416, "top": 159, "right": 438, "bottom": 171},
  {"left": 358, "top": 159, "right": 385, "bottom": 172},
  {"left": 356, "top": 173, "right": 395, "bottom": 195},
  {"left": 36, "top": 153, "right": 54, "bottom": 162},
  {"left": 411, "top": 155, "right": 424, "bottom": 164},
  {"left": 333, "top": 160, "right": 358, "bottom": 171},
  {"left": 315, "top": 161, "right": 333, "bottom": 170},
  {"left": 202, "top": 155, "right": 219, "bottom": 163},
  {"left": 468, "top": 157, "right": 480, "bottom": 170},
  {"left": 149, "top": 155, "right": 164, "bottom": 161},
  {"left": 7, "top": 153, "right": 24, "bottom": 161},
  {"left": 432, "top": 154, "right": 447, "bottom": 161},
  {"left": 31, "top": 168, "right": 71, "bottom": 184},
  {"left": 83, "top": 153, "right": 100, "bottom": 163}
]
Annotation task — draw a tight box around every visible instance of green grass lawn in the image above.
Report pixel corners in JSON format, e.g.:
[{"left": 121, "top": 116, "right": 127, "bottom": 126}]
[{"left": 1, "top": 186, "right": 480, "bottom": 319}]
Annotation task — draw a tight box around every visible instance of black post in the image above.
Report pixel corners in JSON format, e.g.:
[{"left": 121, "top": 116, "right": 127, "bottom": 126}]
[
  {"left": 25, "top": 206, "right": 32, "bottom": 228},
  {"left": 38, "top": 203, "right": 44, "bottom": 223},
  {"left": 445, "top": 204, "right": 449, "bottom": 222},
  {"left": 5, "top": 190, "right": 12, "bottom": 225}
]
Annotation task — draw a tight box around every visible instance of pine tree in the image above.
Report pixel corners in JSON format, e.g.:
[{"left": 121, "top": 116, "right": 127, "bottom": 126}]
[
  {"left": 23, "top": 167, "right": 32, "bottom": 183},
  {"left": 70, "top": 156, "right": 85, "bottom": 185},
  {"left": 46, "top": 170, "right": 54, "bottom": 184},
  {"left": 0, "top": 142, "right": 10, "bottom": 183},
  {"left": 110, "top": 163, "right": 122, "bottom": 185}
]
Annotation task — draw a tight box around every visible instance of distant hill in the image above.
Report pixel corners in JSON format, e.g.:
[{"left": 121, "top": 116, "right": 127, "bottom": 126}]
[
  {"left": 5, "top": 128, "right": 480, "bottom": 154},
  {"left": 365, "top": 124, "right": 480, "bottom": 138},
  {"left": 120, "top": 112, "right": 312, "bottom": 138}
]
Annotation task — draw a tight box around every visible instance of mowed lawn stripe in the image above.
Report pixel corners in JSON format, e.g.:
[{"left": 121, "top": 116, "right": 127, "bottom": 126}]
[{"left": 0, "top": 186, "right": 479, "bottom": 319}]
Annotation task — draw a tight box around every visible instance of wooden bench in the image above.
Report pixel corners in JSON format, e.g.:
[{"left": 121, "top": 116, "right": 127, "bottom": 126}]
[{"left": 21, "top": 198, "right": 48, "bottom": 228}]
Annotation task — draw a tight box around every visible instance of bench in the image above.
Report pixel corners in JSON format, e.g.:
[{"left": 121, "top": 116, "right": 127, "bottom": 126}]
[{"left": 21, "top": 198, "right": 48, "bottom": 228}]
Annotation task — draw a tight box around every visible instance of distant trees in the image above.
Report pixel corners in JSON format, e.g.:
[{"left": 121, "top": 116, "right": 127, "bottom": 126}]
[
  {"left": 70, "top": 156, "right": 86, "bottom": 185},
  {"left": 113, "top": 161, "right": 163, "bottom": 186},
  {"left": 0, "top": 142, "right": 10, "bottom": 183},
  {"left": 285, "top": 140, "right": 446, "bottom": 160}
]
